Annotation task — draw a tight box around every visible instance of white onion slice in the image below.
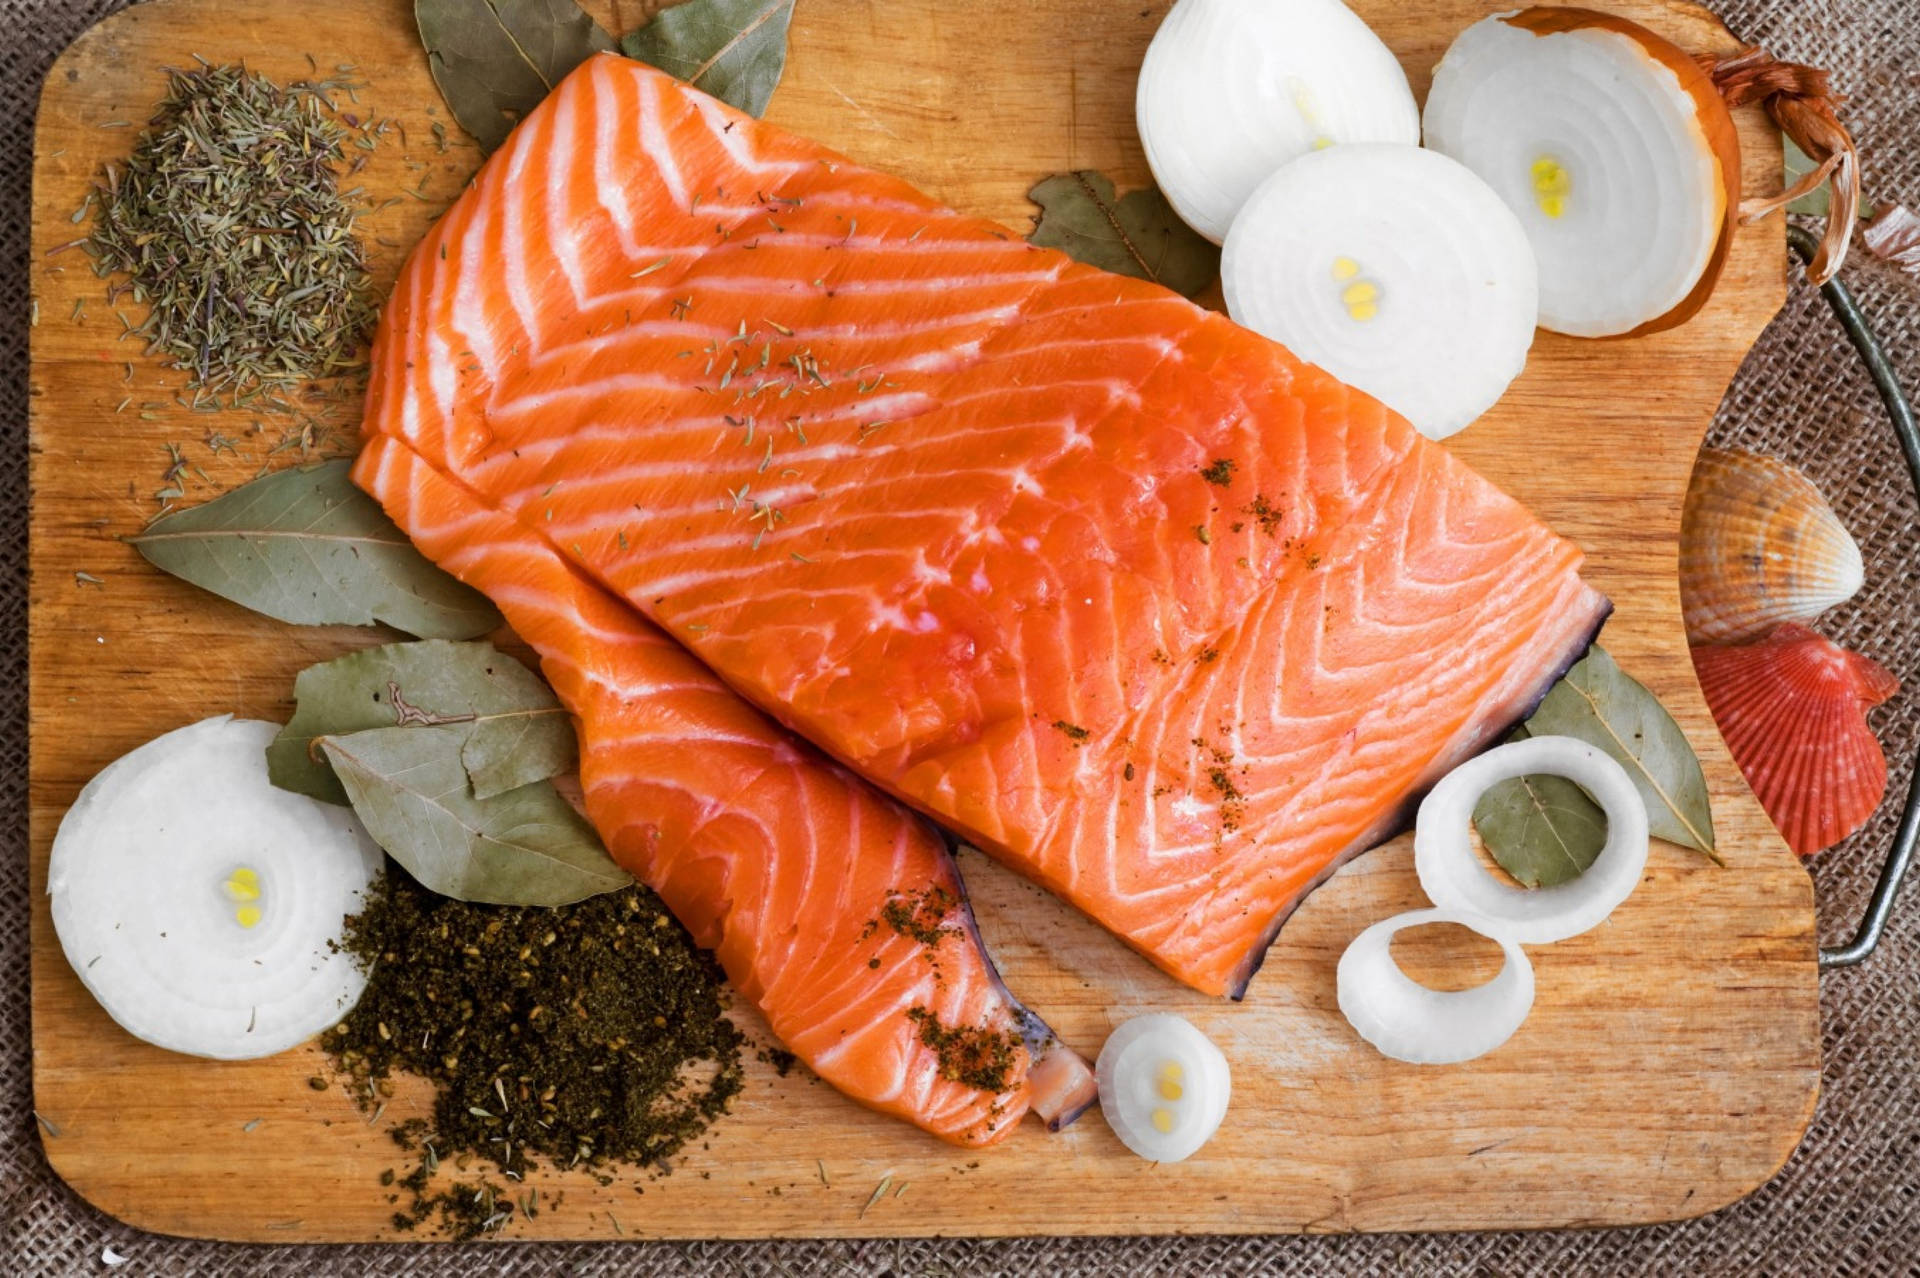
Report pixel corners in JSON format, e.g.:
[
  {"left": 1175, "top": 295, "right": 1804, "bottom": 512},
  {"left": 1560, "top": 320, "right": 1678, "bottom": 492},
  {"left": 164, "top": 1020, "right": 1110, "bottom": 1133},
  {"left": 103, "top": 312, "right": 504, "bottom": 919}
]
[
  {"left": 48, "top": 716, "right": 384, "bottom": 1060},
  {"left": 1415, "top": 734, "right": 1649, "bottom": 944},
  {"left": 1422, "top": 9, "right": 1739, "bottom": 337},
  {"left": 1222, "top": 143, "right": 1537, "bottom": 439},
  {"left": 1095, "top": 1013, "right": 1230, "bottom": 1162},
  {"left": 1136, "top": 0, "right": 1419, "bottom": 243},
  {"left": 1337, "top": 908, "right": 1535, "bottom": 1064}
]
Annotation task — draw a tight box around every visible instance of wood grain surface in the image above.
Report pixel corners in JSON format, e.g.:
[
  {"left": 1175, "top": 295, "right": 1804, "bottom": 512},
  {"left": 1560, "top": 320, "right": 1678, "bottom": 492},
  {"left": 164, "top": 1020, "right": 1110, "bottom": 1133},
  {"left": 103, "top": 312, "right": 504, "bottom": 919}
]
[{"left": 27, "top": 0, "right": 1816, "bottom": 1242}]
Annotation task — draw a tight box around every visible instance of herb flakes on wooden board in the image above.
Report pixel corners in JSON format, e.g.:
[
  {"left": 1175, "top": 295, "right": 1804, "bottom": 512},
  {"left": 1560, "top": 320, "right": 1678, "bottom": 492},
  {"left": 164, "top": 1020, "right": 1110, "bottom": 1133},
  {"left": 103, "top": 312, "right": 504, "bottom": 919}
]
[
  {"left": 1028, "top": 170, "right": 1220, "bottom": 298},
  {"left": 415, "top": 0, "right": 615, "bottom": 154},
  {"left": 324, "top": 871, "right": 744, "bottom": 1239},
  {"left": 621, "top": 0, "right": 797, "bottom": 118},
  {"left": 85, "top": 64, "right": 377, "bottom": 406},
  {"left": 127, "top": 460, "right": 502, "bottom": 638},
  {"left": 322, "top": 723, "right": 630, "bottom": 906},
  {"left": 271, "top": 639, "right": 574, "bottom": 805}
]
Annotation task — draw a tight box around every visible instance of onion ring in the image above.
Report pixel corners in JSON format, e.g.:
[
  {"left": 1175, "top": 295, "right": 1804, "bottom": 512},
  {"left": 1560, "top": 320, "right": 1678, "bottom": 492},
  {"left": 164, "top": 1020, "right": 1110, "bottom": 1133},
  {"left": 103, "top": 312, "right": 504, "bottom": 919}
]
[
  {"left": 1415, "top": 734, "right": 1650, "bottom": 945},
  {"left": 1095, "top": 1013, "right": 1231, "bottom": 1162},
  {"left": 1336, "top": 908, "right": 1535, "bottom": 1065}
]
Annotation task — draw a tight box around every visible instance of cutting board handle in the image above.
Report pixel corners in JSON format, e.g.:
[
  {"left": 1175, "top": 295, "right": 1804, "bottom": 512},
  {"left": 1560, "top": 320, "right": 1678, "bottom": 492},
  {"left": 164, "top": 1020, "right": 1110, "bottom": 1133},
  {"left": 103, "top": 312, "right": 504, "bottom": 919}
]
[{"left": 1786, "top": 225, "right": 1920, "bottom": 969}]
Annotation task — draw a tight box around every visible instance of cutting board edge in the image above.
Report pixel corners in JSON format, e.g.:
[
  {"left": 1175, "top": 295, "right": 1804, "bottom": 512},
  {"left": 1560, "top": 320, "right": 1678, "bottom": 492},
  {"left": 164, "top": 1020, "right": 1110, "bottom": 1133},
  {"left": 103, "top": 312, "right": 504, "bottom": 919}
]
[
  {"left": 29, "top": 1061, "right": 1824, "bottom": 1243},
  {"left": 24, "top": 0, "right": 1824, "bottom": 1244}
]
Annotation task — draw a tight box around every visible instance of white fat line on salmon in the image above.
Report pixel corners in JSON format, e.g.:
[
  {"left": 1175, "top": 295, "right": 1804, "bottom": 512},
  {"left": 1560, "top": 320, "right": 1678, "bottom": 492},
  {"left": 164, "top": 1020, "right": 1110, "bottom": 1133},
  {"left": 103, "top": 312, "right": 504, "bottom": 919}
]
[
  {"left": 519, "top": 447, "right": 1043, "bottom": 554},
  {"left": 635, "top": 70, "right": 691, "bottom": 210},
  {"left": 592, "top": 67, "right": 647, "bottom": 256},
  {"left": 552, "top": 287, "right": 1061, "bottom": 398},
  {"left": 512, "top": 471, "right": 1073, "bottom": 586},
  {"left": 544, "top": 88, "right": 598, "bottom": 309},
  {"left": 497, "top": 103, "right": 571, "bottom": 332},
  {"left": 470, "top": 378, "right": 1111, "bottom": 480},
  {"left": 507, "top": 296, "right": 1020, "bottom": 384}
]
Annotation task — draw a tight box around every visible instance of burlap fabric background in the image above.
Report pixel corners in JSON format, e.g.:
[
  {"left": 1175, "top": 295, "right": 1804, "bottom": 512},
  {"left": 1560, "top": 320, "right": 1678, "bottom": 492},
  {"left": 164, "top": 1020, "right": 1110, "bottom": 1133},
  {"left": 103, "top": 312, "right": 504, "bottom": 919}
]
[{"left": 5, "top": 1, "right": 1917, "bottom": 1272}]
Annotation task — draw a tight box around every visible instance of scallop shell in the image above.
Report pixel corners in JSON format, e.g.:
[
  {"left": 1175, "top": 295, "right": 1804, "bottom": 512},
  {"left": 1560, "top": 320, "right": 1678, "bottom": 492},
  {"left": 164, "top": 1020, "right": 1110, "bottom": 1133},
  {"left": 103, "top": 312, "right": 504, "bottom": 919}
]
[
  {"left": 1680, "top": 448, "right": 1864, "bottom": 644},
  {"left": 1692, "top": 624, "right": 1899, "bottom": 856}
]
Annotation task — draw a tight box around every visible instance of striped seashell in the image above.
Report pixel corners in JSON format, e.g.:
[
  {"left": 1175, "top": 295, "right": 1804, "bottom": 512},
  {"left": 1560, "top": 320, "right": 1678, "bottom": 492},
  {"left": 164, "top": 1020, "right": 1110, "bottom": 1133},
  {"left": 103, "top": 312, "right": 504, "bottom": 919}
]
[
  {"left": 1681, "top": 448, "right": 1863, "bottom": 644},
  {"left": 1692, "top": 624, "right": 1898, "bottom": 856}
]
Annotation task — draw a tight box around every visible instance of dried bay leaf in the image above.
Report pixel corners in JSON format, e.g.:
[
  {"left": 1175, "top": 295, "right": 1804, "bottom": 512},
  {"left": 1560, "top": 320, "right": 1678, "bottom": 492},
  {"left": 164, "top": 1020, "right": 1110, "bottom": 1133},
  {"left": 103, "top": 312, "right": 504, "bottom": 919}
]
[
  {"left": 323, "top": 724, "right": 630, "bottom": 906},
  {"left": 1473, "top": 729, "right": 1609, "bottom": 888},
  {"left": 416, "top": 0, "right": 616, "bottom": 153},
  {"left": 1028, "top": 171, "right": 1220, "bottom": 298},
  {"left": 270, "top": 640, "right": 574, "bottom": 805},
  {"left": 128, "top": 461, "right": 501, "bottom": 639},
  {"left": 620, "top": 0, "right": 795, "bottom": 117},
  {"left": 1523, "top": 645, "right": 1720, "bottom": 862}
]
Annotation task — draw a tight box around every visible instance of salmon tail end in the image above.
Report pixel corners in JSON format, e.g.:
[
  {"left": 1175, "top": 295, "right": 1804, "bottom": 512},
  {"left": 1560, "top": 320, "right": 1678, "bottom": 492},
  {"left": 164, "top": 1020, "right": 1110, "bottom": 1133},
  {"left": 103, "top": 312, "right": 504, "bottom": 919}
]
[
  {"left": 1026, "top": 1036, "right": 1100, "bottom": 1131},
  {"left": 929, "top": 821, "right": 1095, "bottom": 1131}
]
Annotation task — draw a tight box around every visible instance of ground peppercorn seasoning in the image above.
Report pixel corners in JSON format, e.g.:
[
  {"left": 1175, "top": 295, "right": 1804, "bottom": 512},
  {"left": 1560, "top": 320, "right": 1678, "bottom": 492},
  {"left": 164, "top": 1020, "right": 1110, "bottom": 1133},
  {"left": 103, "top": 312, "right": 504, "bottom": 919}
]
[{"left": 322, "top": 867, "right": 745, "bottom": 1238}]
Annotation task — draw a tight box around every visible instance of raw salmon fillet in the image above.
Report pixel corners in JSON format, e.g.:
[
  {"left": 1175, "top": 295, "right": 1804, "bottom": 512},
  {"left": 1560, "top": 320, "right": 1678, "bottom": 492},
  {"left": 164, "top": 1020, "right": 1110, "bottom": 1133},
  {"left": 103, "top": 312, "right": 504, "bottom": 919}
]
[
  {"left": 356, "top": 434, "right": 1094, "bottom": 1146},
  {"left": 360, "top": 54, "right": 1610, "bottom": 996}
]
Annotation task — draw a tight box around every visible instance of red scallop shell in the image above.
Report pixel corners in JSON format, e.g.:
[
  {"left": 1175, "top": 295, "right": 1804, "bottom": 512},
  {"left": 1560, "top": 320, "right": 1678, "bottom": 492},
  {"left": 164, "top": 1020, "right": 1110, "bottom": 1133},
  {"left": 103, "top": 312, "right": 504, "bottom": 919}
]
[{"left": 1692, "top": 623, "right": 1899, "bottom": 856}]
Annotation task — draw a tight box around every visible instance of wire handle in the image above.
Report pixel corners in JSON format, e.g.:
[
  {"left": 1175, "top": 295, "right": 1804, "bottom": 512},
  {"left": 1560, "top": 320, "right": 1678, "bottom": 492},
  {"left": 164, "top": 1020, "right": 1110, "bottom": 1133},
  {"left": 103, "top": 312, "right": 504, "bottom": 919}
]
[{"left": 1780, "top": 226, "right": 1920, "bottom": 968}]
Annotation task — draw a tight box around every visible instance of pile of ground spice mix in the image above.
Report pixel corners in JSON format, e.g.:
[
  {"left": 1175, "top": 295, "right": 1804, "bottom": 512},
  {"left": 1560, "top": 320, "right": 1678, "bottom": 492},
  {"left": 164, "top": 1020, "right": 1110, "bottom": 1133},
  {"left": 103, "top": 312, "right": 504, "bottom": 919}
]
[{"left": 322, "top": 868, "right": 745, "bottom": 1239}]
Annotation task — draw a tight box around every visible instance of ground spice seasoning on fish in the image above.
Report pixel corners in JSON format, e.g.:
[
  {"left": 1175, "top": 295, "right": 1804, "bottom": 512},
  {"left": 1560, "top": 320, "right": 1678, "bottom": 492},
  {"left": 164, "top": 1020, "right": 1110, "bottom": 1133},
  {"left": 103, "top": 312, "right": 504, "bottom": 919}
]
[
  {"left": 322, "top": 868, "right": 745, "bottom": 1239},
  {"left": 905, "top": 1007, "right": 1024, "bottom": 1094},
  {"left": 84, "top": 63, "right": 378, "bottom": 408},
  {"left": 865, "top": 886, "right": 964, "bottom": 948}
]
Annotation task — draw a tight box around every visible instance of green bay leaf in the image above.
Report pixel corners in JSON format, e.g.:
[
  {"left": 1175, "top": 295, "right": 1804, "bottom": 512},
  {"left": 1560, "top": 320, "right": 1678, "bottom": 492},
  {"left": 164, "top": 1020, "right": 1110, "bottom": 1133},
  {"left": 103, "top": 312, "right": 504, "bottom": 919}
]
[
  {"left": 323, "top": 723, "right": 629, "bottom": 906},
  {"left": 128, "top": 461, "right": 501, "bottom": 639},
  {"left": 620, "top": 0, "right": 796, "bottom": 118},
  {"left": 1523, "top": 645, "right": 1720, "bottom": 862},
  {"left": 270, "top": 639, "right": 574, "bottom": 805},
  {"left": 1472, "top": 725, "right": 1609, "bottom": 888},
  {"left": 416, "top": 0, "right": 616, "bottom": 153},
  {"left": 1028, "top": 170, "right": 1220, "bottom": 298}
]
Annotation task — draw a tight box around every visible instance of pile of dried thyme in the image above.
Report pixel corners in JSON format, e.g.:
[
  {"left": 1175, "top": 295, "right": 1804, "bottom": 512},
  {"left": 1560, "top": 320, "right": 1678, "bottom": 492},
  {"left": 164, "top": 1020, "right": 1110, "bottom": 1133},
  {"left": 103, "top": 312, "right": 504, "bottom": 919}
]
[
  {"left": 323, "top": 868, "right": 745, "bottom": 1239},
  {"left": 85, "top": 62, "right": 378, "bottom": 407}
]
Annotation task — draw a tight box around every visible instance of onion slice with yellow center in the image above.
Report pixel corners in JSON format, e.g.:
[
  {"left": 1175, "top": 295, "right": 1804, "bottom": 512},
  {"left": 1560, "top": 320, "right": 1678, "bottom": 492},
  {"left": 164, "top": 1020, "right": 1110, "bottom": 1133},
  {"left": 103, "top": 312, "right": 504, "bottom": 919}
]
[
  {"left": 1095, "top": 1013, "right": 1231, "bottom": 1162},
  {"left": 1422, "top": 8, "right": 1740, "bottom": 338},
  {"left": 48, "top": 716, "right": 384, "bottom": 1060},
  {"left": 1222, "top": 143, "right": 1537, "bottom": 439},
  {"left": 1135, "top": 0, "right": 1419, "bottom": 244}
]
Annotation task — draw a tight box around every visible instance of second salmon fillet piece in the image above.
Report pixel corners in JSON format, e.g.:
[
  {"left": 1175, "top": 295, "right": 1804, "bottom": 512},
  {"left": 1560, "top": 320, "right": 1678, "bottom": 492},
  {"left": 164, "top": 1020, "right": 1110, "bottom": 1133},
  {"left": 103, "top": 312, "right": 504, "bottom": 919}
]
[{"left": 362, "top": 54, "right": 1611, "bottom": 997}]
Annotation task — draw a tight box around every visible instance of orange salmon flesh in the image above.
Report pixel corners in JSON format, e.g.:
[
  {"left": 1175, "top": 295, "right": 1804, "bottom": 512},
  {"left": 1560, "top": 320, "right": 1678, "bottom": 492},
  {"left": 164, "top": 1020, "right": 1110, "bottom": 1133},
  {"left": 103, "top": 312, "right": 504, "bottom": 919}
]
[{"left": 356, "top": 55, "right": 1607, "bottom": 1130}]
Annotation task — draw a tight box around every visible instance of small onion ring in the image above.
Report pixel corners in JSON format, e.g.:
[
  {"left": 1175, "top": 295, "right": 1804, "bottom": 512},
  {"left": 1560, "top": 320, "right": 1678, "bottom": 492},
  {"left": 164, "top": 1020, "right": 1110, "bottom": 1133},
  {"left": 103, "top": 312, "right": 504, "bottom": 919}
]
[
  {"left": 1336, "top": 908, "right": 1535, "bottom": 1065},
  {"left": 1415, "top": 735, "right": 1650, "bottom": 945}
]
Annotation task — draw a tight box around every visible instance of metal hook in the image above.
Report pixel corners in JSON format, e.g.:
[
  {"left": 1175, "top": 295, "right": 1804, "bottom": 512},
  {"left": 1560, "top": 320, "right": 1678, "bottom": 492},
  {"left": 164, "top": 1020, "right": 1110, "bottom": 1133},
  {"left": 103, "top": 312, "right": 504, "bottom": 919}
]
[{"left": 1780, "top": 225, "right": 1920, "bottom": 968}]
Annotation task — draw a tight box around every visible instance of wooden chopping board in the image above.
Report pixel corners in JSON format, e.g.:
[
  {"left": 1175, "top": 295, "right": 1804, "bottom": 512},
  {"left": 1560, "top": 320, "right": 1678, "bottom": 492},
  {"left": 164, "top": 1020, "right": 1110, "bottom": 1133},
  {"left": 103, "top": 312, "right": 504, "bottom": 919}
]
[{"left": 28, "top": 0, "right": 1817, "bottom": 1241}]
